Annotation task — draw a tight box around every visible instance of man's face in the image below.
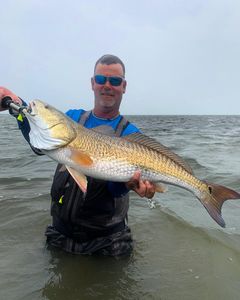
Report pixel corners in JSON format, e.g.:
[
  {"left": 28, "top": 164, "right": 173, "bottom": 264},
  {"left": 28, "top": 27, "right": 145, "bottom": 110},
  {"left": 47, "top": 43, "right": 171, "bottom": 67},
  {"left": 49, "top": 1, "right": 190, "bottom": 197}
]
[{"left": 91, "top": 63, "right": 127, "bottom": 114}]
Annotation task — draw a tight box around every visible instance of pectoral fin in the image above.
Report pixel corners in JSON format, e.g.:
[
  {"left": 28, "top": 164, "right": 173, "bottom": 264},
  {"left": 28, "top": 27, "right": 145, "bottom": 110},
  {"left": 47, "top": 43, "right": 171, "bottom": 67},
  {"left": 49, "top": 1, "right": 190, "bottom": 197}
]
[
  {"left": 66, "top": 166, "right": 88, "bottom": 194},
  {"left": 155, "top": 183, "right": 168, "bottom": 193},
  {"left": 70, "top": 149, "right": 93, "bottom": 167}
]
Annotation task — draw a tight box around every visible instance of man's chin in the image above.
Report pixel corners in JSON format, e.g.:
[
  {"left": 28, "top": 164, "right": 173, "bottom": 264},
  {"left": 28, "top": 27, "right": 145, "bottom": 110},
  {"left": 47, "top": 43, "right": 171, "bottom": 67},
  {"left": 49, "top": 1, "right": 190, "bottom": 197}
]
[{"left": 99, "top": 99, "right": 116, "bottom": 108}]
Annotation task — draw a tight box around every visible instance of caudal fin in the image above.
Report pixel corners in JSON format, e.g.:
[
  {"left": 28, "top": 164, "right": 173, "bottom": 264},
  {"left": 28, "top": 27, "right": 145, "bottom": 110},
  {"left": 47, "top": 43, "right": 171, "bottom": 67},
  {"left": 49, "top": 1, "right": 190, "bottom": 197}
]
[{"left": 200, "top": 182, "right": 240, "bottom": 228}]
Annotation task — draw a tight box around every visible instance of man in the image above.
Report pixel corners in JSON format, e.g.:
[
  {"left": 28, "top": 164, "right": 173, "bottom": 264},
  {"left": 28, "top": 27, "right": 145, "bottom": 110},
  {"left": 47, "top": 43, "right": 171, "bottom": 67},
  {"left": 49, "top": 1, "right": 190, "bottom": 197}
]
[{"left": 0, "top": 54, "right": 156, "bottom": 256}]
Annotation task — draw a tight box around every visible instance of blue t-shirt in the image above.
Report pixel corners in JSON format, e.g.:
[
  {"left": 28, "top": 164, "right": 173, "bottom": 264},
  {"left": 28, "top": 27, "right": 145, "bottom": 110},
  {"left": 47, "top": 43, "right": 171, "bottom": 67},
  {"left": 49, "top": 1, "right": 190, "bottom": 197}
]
[{"left": 66, "top": 109, "right": 139, "bottom": 137}]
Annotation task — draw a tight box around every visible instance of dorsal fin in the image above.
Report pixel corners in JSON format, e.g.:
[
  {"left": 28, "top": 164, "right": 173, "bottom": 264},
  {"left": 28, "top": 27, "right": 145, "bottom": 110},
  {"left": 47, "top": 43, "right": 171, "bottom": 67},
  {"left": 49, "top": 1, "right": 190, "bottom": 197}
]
[{"left": 123, "top": 133, "right": 193, "bottom": 174}]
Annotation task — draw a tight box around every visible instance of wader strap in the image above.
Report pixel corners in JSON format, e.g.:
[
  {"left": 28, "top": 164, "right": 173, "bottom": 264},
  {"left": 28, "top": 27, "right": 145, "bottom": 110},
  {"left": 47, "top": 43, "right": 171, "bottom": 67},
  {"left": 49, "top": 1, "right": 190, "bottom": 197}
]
[
  {"left": 78, "top": 110, "right": 91, "bottom": 125},
  {"left": 115, "top": 116, "right": 129, "bottom": 137},
  {"left": 78, "top": 110, "right": 129, "bottom": 137}
]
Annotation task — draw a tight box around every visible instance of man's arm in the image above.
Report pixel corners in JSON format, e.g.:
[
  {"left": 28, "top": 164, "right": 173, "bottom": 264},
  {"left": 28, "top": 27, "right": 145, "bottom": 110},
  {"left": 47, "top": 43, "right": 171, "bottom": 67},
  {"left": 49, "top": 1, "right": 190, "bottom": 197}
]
[
  {"left": 0, "top": 87, "right": 43, "bottom": 155},
  {"left": 108, "top": 171, "right": 156, "bottom": 199},
  {"left": 0, "top": 86, "right": 29, "bottom": 140},
  {"left": 0, "top": 87, "right": 23, "bottom": 110},
  {"left": 125, "top": 171, "right": 156, "bottom": 199}
]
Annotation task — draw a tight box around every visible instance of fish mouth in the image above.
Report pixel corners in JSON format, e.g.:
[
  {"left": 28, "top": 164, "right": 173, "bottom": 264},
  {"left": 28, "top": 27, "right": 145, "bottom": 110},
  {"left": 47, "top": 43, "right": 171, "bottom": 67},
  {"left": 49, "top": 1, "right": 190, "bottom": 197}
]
[
  {"left": 26, "top": 101, "right": 51, "bottom": 116},
  {"left": 27, "top": 101, "right": 38, "bottom": 116},
  {"left": 23, "top": 101, "right": 37, "bottom": 117},
  {"left": 25, "top": 101, "right": 62, "bottom": 130}
]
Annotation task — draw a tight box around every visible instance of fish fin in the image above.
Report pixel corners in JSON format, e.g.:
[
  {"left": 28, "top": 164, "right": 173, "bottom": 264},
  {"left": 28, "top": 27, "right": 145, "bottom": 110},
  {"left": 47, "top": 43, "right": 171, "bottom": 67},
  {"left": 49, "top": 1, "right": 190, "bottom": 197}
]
[
  {"left": 91, "top": 125, "right": 116, "bottom": 136},
  {"left": 155, "top": 183, "right": 168, "bottom": 193},
  {"left": 66, "top": 166, "right": 88, "bottom": 193},
  {"left": 70, "top": 149, "right": 93, "bottom": 166},
  {"left": 200, "top": 181, "right": 240, "bottom": 227},
  {"left": 123, "top": 133, "right": 193, "bottom": 174}
]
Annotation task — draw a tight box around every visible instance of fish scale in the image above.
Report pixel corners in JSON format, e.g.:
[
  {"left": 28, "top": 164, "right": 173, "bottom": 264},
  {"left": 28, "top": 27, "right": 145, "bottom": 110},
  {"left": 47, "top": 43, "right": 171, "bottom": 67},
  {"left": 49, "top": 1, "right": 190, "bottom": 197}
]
[{"left": 72, "top": 128, "right": 201, "bottom": 190}]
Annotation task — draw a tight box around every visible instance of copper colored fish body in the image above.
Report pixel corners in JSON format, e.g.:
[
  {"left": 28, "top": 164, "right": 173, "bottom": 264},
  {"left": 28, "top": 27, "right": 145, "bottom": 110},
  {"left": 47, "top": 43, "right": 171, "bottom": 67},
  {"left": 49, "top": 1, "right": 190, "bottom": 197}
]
[{"left": 24, "top": 100, "right": 240, "bottom": 227}]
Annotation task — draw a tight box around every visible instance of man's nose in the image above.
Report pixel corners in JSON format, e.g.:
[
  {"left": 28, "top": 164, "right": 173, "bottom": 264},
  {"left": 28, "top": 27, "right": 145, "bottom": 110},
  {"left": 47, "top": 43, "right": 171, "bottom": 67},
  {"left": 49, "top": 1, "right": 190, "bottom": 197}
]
[{"left": 103, "top": 80, "right": 111, "bottom": 89}]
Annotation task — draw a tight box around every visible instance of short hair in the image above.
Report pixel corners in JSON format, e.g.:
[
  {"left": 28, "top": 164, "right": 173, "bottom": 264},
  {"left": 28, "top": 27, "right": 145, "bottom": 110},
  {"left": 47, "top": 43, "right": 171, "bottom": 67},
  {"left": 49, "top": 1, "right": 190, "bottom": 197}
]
[{"left": 94, "top": 54, "right": 125, "bottom": 76}]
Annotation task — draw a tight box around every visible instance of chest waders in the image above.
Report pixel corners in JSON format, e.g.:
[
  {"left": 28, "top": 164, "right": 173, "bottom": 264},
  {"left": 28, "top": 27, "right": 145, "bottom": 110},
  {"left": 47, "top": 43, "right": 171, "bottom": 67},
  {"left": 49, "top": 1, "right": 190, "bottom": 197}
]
[{"left": 50, "top": 111, "right": 131, "bottom": 245}]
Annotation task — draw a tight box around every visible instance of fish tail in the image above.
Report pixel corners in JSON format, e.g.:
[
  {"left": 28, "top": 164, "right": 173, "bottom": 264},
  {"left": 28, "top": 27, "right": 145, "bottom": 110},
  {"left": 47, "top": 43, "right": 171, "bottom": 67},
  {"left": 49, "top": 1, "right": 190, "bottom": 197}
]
[{"left": 200, "top": 181, "right": 240, "bottom": 228}]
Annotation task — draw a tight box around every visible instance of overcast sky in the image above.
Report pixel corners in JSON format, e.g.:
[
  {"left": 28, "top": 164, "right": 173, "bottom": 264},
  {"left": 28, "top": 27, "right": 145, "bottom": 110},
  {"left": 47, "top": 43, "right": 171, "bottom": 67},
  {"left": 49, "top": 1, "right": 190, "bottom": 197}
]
[{"left": 1, "top": 0, "right": 240, "bottom": 115}]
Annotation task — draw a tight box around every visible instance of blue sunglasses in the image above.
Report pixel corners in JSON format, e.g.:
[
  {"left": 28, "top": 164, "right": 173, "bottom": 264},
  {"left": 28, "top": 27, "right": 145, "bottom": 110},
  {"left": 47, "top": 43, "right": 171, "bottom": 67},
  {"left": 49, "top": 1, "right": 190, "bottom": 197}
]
[{"left": 94, "top": 74, "right": 124, "bottom": 86}]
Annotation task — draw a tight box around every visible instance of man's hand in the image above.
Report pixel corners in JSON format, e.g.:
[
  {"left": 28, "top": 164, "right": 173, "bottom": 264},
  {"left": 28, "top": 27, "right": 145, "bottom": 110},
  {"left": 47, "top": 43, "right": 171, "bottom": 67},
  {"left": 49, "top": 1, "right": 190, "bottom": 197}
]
[
  {"left": 0, "top": 87, "right": 22, "bottom": 111},
  {"left": 126, "top": 170, "right": 156, "bottom": 199}
]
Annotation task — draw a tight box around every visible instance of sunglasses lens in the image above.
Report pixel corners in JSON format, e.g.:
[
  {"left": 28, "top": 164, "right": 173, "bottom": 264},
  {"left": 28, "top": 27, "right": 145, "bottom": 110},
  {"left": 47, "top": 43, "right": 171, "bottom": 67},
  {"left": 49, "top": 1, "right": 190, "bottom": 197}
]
[
  {"left": 94, "top": 75, "right": 123, "bottom": 86},
  {"left": 94, "top": 75, "right": 107, "bottom": 85},
  {"left": 109, "top": 77, "right": 123, "bottom": 86}
]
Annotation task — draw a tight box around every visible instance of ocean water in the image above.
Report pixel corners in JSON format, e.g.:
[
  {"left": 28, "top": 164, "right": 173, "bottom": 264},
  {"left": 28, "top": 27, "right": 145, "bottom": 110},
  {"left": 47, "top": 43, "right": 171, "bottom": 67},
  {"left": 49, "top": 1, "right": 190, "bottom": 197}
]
[{"left": 1, "top": 114, "right": 240, "bottom": 300}]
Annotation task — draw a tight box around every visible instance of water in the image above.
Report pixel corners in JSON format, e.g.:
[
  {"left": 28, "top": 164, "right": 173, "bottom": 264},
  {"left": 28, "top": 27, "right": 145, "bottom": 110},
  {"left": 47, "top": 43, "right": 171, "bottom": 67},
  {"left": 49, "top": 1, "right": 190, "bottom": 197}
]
[{"left": 1, "top": 114, "right": 240, "bottom": 300}]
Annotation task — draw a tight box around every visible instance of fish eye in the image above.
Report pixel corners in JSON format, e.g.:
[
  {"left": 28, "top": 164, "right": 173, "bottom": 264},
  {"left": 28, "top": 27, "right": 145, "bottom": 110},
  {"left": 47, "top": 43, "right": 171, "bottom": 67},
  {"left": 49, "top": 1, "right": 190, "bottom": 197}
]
[{"left": 44, "top": 104, "right": 49, "bottom": 109}]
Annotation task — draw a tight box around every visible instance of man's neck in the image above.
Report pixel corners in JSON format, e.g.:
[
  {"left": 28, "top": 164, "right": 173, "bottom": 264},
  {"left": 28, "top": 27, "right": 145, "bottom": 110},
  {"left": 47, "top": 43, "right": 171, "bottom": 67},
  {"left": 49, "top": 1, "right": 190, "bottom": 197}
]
[{"left": 92, "top": 108, "right": 120, "bottom": 120}]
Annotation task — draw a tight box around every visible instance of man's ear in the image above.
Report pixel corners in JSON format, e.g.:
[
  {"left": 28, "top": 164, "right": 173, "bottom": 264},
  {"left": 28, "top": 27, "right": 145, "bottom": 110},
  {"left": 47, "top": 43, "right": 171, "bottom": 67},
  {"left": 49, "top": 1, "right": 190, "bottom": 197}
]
[
  {"left": 123, "top": 80, "right": 127, "bottom": 93},
  {"left": 91, "top": 77, "right": 94, "bottom": 90}
]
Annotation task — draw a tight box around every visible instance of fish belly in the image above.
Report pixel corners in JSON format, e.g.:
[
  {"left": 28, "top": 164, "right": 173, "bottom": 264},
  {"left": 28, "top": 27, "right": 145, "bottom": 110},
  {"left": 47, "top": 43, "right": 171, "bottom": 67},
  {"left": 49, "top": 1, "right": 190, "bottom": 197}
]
[{"left": 44, "top": 147, "right": 201, "bottom": 196}]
